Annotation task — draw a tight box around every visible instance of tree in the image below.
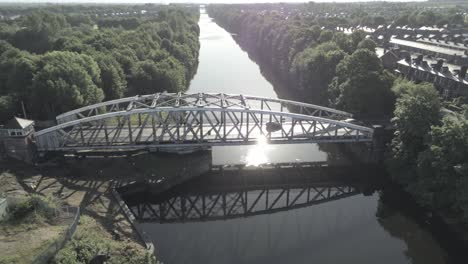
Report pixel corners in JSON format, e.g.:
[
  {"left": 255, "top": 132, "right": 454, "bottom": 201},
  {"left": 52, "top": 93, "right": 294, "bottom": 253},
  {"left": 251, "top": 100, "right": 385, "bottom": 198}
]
[
  {"left": 350, "top": 30, "right": 367, "bottom": 50},
  {"left": 12, "top": 11, "right": 69, "bottom": 53},
  {"left": 356, "top": 39, "right": 377, "bottom": 53},
  {"left": 328, "top": 49, "right": 395, "bottom": 117},
  {"left": 309, "top": 25, "right": 321, "bottom": 41},
  {"left": 332, "top": 32, "right": 353, "bottom": 54},
  {"left": 416, "top": 114, "right": 468, "bottom": 212},
  {"left": 31, "top": 51, "right": 103, "bottom": 119},
  {"left": 415, "top": 10, "right": 436, "bottom": 26},
  {"left": 0, "top": 46, "right": 37, "bottom": 100},
  {"left": 130, "top": 57, "right": 186, "bottom": 95},
  {"left": 94, "top": 53, "right": 127, "bottom": 100},
  {"left": 389, "top": 81, "right": 441, "bottom": 185},
  {"left": 0, "top": 95, "right": 16, "bottom": 123},
  {"left": 291, "top": 42, "right": 346, "bottom": 104},
  {"left": 373, "top": 16, "right": 386, "bottom": 27},
  {"left": 318, "top": 30, "right": 333, "bottom": 44}
]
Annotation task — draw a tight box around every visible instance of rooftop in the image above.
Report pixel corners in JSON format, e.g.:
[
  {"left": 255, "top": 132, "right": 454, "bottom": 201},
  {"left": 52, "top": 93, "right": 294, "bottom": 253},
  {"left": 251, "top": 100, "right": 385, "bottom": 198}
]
[
  {"left": 417, "top": 38, "right": 468, "bottom": 52},
  {"left": 3, "top": 117, "right": 34, "bottom": 130},
  {"left": 390, "top": 38, "right": 467, "bottom": 57},
  {"left": 397, "top": 58, "right": 468, "bottom": 85}
]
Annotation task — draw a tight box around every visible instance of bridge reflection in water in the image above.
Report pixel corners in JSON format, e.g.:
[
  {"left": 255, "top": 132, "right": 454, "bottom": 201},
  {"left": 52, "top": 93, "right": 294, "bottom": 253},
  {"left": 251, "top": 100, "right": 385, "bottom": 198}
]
[{"left": 119, "top": 162, "right": 380, "bottom": 223}]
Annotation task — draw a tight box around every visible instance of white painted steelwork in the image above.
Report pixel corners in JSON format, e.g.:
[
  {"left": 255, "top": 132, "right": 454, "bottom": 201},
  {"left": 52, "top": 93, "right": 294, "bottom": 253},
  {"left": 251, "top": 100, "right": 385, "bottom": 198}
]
[{"left": 35, "top": 93, "right": 373, "bottom": 152}]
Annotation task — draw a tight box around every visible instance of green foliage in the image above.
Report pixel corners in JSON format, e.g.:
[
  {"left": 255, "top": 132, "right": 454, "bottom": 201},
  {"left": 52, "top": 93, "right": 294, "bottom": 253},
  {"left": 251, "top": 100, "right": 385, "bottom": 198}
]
[
  {"left": 6, "top": 194, "right": 61, "bottom": 223},
  {"left": 31, "top": 51, "right": 104, "bottom": 119},
  {"left": 0, "top": 5, "right": 200, "bottom": 119},
  {"left": 329, "top": 49, "right": 395, "bottom": 118},
  {"left": 356, "top": 39, "right": 377, "bottom": 53},
  {"left": 318, "top": 30, "right": 333, "bottom": 44},
  {"left": 131, "top": 57, "right": 186, "bottom": 94},
  {"left": 93, "top": 53, "right": 127, "bottom": 100},
  {"left": 349, "top": 31, "right": 367, "bottom": 51},
  {"left": 53, "top": 216, "right": 156, "bottom": 264},
  {"left": 388, "top": 81, "right": 443, "bottom": 207},
  {"left": 0, "top": 95, "right": 15, "bottom": 122},
  {"left": 390, "top": 81, "right": 441, "bottom": 166},
  {"left": 13, "top": 11, "right": 69, "bottom": 53},
  {"left": 389, "top": 82, "right": 468, "bottom": 223},
  {"left": 291, "top": 42, "right": 345, "bottom": 104},
  {"left": 0, "top": 45, "right": 37, "bottom": 97},
  {"left": 332, "top": 32, "right": 353, "bottom": 54},
  {"left": 416, "top": 115, "right": 468, "bottom": 213},
  {"left": 55, "top": 234, "right": 109, "bottom": 264},
  {"left": 109, "top": 246, "right": 156, "bottom": 264}
]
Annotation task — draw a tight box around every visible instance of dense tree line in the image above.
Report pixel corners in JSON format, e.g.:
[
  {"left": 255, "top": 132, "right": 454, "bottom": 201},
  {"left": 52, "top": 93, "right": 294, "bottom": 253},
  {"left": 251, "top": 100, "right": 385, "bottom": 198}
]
[
  {"left": 0, "top": 4, "right": 200, "bottom": 121},
  {"left": 208, "top": 4, "right": 395, "bottom": 118}
]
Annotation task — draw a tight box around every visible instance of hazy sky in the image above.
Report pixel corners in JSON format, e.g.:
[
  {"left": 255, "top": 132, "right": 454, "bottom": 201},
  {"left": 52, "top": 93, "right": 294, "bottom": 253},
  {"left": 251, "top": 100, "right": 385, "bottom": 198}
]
[{"left": 0, "top": 0, "right": 427, "bottom": 3}]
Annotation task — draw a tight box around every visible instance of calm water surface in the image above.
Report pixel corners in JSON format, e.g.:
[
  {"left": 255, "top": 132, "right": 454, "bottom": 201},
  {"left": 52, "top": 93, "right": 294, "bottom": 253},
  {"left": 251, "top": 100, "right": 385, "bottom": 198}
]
[{"left": 133, "top": 10, "right": 450, "bottom": 264}]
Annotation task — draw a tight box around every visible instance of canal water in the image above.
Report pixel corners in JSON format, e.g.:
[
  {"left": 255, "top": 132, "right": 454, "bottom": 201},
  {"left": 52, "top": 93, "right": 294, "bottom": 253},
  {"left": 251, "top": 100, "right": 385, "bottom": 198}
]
[
  {"left": 188, "top": 9, "right": 326, "bottom": 166},
  {"left": 126, "top": 9, "right": 454, "bottom": 264}
]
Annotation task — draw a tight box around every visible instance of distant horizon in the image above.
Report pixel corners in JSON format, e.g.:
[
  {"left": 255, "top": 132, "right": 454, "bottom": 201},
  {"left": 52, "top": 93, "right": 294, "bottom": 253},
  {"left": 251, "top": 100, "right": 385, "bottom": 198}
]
[{"left": 0, "top": 0, "right": 429, "bottom": 4}]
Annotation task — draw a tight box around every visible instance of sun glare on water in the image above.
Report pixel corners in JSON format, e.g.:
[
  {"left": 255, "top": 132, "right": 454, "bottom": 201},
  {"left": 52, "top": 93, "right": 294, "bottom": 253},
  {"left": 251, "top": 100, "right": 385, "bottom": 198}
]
[{"left": 243, "top": 135, "right": 272, "bottom": 167}]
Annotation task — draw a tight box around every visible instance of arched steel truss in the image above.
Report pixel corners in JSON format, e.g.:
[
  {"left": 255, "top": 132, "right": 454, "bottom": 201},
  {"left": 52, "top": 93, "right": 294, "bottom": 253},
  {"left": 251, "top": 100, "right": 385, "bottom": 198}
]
[
  {"left": 35, "top": 93, "right": 373, "bottom": 152},
  {"left": 56, "top": 92, "right": 352, "bottom": 124},
  {"left": 128, "top": 184, "right": 358, "bottom": 223}
]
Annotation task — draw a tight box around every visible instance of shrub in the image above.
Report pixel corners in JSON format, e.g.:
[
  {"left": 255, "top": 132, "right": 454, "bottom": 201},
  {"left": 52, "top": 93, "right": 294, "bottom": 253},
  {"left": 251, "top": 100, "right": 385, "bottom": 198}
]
[
  {"left": 54, "top": 234, "right": 109, "bottom": 264},
  {"left": 7, "top": 194, "right": 61, "bottom": 223}
]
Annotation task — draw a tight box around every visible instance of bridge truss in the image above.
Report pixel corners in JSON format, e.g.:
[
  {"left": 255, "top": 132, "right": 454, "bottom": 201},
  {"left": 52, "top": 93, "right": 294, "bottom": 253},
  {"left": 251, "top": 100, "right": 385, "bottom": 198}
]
[{"left": 35, "top": 93, "right": 374, "bottom": 152}]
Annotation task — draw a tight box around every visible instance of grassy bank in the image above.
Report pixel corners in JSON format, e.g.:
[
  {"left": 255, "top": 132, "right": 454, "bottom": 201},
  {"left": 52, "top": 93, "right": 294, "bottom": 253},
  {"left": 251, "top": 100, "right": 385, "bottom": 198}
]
[{"left": 0, "top": 157, "right": 160, "bottom": 264}]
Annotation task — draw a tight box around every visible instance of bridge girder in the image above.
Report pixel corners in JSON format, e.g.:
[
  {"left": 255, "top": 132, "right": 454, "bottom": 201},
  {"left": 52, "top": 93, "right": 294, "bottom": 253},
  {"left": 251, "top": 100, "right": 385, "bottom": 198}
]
[{"left": 35, "top": 106, "right": 373, "bottom": 152}]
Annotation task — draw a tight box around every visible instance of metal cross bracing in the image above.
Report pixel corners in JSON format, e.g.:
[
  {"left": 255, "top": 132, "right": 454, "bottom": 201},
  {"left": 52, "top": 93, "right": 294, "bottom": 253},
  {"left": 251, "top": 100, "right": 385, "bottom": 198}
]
[
  {"left": 35, "top": 93, "right": 374, "bottom": 152},
  {"left": 128, "top": 184, "right": 358, "bottom": 223},
  {"left": 55, "top": 93, "right": 352, "bottom": 124}
]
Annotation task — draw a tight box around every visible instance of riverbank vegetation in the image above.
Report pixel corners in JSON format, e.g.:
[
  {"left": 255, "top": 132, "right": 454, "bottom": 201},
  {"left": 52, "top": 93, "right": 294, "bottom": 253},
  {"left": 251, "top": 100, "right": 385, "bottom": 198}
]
[
  {"left": 0, "top": 4, "right": 200, "bottom": 121},
  {"left": 390, "top": 80, "right": 468, "bottom": 224},
  {"left": 207, "top": 3, "right": 468, "bottom": 226},
  {"left": 3, "top": 194, "right": 61, "bottom": 226},
  {"left": 53, "top": 216, "right": 155, "bottom": 264},
  {"left": 0, "top": 178, "right": 69, "bottom": 264},
  {"left": 1, "top": 157, "right": 164, "bottom": 264}
]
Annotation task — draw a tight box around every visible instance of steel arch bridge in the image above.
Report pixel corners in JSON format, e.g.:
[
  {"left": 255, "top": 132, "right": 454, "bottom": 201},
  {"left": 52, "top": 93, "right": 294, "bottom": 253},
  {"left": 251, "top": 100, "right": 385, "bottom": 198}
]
[{"left": 34, "top": 93, "right": 374, "bottom": 152}]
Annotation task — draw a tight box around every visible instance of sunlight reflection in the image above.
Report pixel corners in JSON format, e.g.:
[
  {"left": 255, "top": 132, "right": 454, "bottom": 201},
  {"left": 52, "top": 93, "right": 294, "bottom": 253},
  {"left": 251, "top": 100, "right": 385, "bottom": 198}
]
[{"left": 242, "top": 134, "right": 272, "bottom": 167}]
